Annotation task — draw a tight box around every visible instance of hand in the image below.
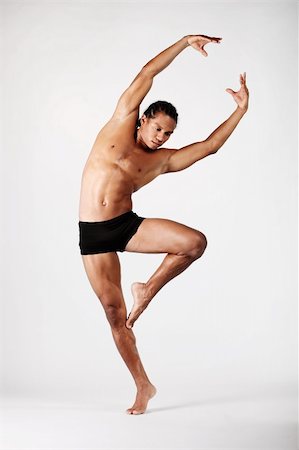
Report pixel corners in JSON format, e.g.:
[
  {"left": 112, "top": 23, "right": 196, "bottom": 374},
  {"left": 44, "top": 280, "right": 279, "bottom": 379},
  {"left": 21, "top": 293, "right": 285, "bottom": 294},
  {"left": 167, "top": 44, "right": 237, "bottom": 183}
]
[
  {"left": 187, "top": 34, "right": 222, "bottom": 57},
  {"left": 226, "top": 73, "right": 249, "bottom": 111}
]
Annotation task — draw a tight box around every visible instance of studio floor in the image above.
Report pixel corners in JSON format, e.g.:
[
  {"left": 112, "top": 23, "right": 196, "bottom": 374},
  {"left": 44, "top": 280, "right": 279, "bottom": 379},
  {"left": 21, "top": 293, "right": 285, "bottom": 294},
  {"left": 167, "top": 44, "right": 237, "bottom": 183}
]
[{"left": 1, "top": 380, "right": 297, "bottom": 450}]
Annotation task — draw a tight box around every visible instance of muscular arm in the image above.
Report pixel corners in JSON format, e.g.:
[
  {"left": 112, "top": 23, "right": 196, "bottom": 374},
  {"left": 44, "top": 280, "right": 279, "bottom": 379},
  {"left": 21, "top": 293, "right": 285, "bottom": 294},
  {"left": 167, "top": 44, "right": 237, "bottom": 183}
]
[
  {"left": 113, "top": 34, "right": 221, "bottom": 120},
  {"left": 206, "top": 106, "right": 247, "bottom": 152},
  {"left": 164, "top": 73, "right": 249, "bottom": 173},
  {"left": 113, "top": 36, "right": 191, "bottom": 118},
  {"left": 164, "top": 106, "right": 247, "bottom": 172}
]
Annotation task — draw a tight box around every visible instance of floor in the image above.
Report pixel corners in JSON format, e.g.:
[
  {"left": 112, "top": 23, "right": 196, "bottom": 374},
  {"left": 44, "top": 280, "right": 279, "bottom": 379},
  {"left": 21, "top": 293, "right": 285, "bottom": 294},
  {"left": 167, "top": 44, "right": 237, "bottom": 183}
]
[{"left": 1, "top": 380, "right": 297, "bottom": 450}]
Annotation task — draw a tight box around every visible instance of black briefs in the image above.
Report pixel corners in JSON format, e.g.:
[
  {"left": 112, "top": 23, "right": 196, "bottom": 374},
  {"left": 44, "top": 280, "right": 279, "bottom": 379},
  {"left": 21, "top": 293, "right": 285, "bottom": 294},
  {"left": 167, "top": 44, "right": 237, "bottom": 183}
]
[{"left": 78, "top": 210, "right": 145, "bottom": 255}]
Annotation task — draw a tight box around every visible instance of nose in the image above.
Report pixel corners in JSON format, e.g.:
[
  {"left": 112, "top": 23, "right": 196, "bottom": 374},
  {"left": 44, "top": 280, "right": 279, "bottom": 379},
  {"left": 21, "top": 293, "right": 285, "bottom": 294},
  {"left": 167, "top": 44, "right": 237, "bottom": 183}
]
[{"left": 156, "top": 133, "right": 164, "bottom": 143}]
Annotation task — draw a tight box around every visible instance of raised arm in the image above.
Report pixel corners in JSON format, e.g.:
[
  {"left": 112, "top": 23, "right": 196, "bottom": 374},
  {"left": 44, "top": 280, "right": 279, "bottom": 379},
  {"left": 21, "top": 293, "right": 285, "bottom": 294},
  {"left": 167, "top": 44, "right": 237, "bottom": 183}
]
[
  {"left": 164, "top": 73, "right": 249, "bottom": 173},
  {"left": 113, "top": 34, "right": 221, "bottom": 119}
]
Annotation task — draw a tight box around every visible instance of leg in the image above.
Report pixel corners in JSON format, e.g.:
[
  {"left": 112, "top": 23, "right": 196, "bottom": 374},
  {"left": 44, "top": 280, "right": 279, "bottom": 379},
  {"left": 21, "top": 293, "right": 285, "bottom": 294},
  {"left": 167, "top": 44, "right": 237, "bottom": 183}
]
[
  {"left": 81, "top": 252, "right": 156, "bottom": 414},
  {"left": 124, "top": 218, "right": 207, "bottom": 328}
]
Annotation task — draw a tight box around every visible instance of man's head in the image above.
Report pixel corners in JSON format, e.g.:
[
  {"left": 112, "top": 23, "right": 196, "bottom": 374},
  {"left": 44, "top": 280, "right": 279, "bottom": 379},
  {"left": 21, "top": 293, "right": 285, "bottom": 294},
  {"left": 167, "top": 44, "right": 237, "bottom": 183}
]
[{"left": 136, "top": 101, "right": 178, "bottom": 150}]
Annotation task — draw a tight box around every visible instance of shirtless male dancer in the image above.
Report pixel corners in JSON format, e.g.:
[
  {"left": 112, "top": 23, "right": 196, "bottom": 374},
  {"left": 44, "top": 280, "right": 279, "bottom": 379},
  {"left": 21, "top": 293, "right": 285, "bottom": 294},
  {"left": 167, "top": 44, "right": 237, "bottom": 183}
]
[{"left": 78, "top": 34, "right": 249, "bottom": 415}]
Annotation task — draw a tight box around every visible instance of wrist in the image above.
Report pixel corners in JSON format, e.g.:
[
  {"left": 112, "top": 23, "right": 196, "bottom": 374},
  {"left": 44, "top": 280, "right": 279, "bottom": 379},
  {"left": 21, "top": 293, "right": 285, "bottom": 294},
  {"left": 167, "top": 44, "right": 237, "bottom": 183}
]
[
  {"left": 183, "top": 35, "right": 192, "bottom": 47},
  {"left": 237, "top": 105, "right": 248, "bottom": 115}
]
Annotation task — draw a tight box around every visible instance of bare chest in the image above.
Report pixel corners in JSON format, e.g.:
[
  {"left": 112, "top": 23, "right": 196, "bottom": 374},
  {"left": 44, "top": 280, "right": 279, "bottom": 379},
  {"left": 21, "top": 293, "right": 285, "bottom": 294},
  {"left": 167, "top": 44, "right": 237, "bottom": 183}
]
[{"left": 92, "top": 143, "right": 166, "bottom": 190}]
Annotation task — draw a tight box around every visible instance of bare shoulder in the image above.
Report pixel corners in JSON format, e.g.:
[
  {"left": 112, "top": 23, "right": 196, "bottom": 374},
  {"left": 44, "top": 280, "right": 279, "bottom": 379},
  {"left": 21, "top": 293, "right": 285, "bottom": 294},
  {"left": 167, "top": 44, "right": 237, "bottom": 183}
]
[{"left": 92, "top": 111, "right": 139, "bottom": 147}]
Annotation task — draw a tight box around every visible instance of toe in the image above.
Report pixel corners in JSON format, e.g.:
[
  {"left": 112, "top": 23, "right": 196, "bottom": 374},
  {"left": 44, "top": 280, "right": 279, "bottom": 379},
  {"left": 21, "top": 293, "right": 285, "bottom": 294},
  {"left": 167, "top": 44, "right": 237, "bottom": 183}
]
[
  {"left": 132, "top": 409, "right": 144, "bottom": 415},
  {"left": 125, "top": 319, "right": 133, "bottom": 329},
  {"left": 125, "top": 313, "right": 133, "bottom": 329}
]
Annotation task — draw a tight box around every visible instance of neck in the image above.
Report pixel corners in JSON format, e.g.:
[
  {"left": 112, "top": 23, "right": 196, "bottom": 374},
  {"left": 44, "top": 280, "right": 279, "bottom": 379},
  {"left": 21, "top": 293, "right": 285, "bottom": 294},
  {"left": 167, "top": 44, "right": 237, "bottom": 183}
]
[{"left": 135, "top": 129, "right": 151, "bottom": 151}]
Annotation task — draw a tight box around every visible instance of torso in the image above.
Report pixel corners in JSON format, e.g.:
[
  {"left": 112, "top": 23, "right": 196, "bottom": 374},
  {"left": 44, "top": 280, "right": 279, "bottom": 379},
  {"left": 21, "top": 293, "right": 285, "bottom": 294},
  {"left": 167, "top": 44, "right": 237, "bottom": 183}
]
[{"left": 78, "top": 114, "right": 170, "bottom": 221}]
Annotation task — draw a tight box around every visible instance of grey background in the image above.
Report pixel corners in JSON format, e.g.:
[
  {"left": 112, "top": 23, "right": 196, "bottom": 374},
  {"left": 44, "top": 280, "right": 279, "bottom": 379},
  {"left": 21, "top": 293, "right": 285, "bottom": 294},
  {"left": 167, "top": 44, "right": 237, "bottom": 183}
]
[{"left": 1, "top": 1, "right": 297, "bottom": 449}]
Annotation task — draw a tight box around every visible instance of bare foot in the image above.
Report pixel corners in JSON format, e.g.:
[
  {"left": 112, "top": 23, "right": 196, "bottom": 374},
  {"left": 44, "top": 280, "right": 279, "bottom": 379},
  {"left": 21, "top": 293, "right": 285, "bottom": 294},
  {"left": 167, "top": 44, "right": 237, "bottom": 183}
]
[
  {"left": 126, "top": 383, "right": 157, "bottom": 415},
  {"left": 126, "top": 282, "right": 149, "bottom": 329}
]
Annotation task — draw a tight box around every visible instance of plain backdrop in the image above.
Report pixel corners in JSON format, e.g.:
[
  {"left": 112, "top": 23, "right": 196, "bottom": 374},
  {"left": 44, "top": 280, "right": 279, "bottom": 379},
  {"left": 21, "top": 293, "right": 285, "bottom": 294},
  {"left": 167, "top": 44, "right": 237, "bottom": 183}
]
[{"left": 0, "top": 1, "right": 298, "bottom": 449}]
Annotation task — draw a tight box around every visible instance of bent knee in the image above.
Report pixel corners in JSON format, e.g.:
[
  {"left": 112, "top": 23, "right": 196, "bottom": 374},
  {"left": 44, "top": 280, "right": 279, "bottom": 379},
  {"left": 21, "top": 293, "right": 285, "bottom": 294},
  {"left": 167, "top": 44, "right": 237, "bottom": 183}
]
[
  {"left": 187, "top": 231, "right": 208, "bottom": 259},
  {"left": 104, "top": 304, "right": 126, "bottom": 329}
]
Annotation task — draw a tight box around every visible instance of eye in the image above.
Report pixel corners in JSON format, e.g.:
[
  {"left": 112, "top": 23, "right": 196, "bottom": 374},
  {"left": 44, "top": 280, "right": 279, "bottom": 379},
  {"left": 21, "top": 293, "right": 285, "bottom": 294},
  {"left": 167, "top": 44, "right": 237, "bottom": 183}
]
[{"left": 156, "top": 128, "right": 161, "bottom": 131}]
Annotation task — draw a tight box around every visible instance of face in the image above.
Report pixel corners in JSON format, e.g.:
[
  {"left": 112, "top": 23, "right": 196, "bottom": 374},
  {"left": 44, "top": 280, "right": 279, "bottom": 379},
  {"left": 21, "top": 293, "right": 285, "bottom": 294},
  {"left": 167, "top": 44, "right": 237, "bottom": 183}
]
[{"left": 139, "top": 111, "right": 176, "bottom": 150}]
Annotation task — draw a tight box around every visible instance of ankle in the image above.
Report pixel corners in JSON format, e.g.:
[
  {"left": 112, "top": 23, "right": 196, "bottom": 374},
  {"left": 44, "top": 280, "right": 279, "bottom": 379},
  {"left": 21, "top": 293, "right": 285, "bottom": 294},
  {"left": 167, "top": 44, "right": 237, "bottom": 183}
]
[
  {"left": 135, "top": 379, "right": 151, "bottom": 390},
  {"left": 144, "top": 282, "right": 155, "bottom": 302}
]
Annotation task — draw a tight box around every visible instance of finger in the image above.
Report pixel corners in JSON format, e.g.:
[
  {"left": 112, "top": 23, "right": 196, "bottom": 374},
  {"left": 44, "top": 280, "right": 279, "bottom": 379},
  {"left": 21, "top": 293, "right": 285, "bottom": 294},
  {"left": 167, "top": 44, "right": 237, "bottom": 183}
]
[
  {"left": 226, "top": 88, "right": 236, "bottom": 95},
  {"left": 201, "top": 43, "right": 208, "bottom": 56},
  {"left": 192, "top": 42, "right": 202, "bottom": 52},
  {"left": 240, "top": 74, "right": 244, "bottom": 85},
  {"left": 208, "top": 38, "right": 222, "bottom": 44},
  {"left": 206, "top": 35, "right": 222, "bottom": 41},
  {"left": 195, "top": 35, "right": 222, "bottom": 48},
  {"left": 199, "top": 34, "right": 210, "bottom": 40},
  {"left": 200, "top": 35, "right": 221, "bottom": 44}
]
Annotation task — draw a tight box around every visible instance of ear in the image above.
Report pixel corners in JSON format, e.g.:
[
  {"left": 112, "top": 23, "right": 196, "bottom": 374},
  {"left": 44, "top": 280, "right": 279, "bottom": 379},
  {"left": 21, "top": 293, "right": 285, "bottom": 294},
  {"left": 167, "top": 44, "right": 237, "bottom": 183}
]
[{"left": 140, "top": 114, "right": 147, "bottom": 125}]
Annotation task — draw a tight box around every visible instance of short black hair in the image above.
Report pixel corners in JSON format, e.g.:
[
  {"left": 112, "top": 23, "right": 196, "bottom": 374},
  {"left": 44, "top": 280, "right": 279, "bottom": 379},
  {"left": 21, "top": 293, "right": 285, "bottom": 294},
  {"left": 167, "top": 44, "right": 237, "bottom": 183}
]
[{"left": 136, "top": 100, "right": 178, "bottom": 128}]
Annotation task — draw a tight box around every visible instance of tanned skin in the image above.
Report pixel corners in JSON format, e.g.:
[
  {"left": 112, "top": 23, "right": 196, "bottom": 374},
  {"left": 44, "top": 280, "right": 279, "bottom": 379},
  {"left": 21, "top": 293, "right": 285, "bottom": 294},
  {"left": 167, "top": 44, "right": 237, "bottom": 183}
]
[{"left": 79, "top": 34, "right": 249, "bottom": 414}]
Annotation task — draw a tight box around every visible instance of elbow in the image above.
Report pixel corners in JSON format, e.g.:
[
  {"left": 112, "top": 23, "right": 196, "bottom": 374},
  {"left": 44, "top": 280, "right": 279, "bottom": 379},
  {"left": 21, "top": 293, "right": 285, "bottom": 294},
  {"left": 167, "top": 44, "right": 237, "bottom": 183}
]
[
  {"left": 142, "top": 64, "right": 157, "bottom": 78},
  {"left": 207, "top": 139, "right": 219, "bottom": 155}
]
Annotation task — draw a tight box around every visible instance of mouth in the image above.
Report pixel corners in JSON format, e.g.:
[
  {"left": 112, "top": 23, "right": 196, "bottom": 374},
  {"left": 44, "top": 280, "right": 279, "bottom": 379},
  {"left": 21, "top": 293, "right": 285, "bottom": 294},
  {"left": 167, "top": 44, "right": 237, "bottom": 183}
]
[{"left": 152, "top": 141, "right": 160, "bottom": 146}]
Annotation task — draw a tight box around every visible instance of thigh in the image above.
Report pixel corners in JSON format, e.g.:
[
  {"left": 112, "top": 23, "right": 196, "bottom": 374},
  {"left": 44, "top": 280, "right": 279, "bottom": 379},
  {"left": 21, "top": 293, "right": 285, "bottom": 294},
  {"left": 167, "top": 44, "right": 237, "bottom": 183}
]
[
  {"left": 81, "top": 252, "right": 127, "bottom": 315},
  {"left": 125, "top": 217, "right": 204, "bottom": 254}
]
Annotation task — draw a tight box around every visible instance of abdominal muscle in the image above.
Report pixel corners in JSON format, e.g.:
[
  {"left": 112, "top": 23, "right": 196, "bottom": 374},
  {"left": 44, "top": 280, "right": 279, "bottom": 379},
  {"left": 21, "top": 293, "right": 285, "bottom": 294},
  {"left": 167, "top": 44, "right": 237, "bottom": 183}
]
[{"left": 78, "top": 155, "right": 136, "bottom": 222}]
